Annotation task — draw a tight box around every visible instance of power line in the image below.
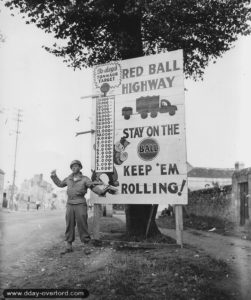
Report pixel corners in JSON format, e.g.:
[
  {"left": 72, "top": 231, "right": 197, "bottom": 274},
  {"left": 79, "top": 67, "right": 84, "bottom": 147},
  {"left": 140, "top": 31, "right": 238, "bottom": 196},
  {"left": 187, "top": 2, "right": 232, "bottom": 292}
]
[{"left": 9, "top": 109, "right": 23, "bottom": 210}]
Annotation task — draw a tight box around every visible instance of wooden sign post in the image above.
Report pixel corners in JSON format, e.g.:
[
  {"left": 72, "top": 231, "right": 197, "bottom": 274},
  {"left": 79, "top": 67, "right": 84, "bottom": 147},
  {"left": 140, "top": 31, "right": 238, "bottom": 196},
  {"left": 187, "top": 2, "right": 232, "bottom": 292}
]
[{"left": 175, "top": 205, "right": 183, "bottom": 247}]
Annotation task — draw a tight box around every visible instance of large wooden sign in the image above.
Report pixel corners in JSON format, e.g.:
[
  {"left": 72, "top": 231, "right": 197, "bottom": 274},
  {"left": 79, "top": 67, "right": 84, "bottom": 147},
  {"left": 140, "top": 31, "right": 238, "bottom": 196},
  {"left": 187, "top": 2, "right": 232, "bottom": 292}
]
[{"left": 91, "top": 50, "right": 187, "bottom": 205}]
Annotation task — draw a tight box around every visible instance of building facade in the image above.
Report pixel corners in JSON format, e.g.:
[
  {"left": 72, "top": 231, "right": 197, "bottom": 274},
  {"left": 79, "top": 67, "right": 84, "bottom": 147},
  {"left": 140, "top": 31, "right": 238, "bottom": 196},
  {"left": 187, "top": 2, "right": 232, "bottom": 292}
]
[{"left": 19, "top": 174, "right": 53, "bottom": 209}]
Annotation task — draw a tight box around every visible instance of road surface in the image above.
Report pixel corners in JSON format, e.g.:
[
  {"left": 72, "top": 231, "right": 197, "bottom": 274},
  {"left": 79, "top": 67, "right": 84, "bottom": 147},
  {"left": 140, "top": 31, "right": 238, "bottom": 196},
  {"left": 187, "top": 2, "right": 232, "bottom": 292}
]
[{"left": 0, "top": 209, "right": 65, "bottom": 289}]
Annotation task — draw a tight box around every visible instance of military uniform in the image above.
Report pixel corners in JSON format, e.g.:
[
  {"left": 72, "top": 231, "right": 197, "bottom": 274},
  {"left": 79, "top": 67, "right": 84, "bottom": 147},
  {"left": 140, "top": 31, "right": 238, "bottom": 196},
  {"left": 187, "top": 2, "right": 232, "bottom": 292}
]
[
  {"left": 51, "top": 160, "right": 109, "bottom": 252},
  {"left": 51, "top": 172, "right": 95, "bottom": 243}
]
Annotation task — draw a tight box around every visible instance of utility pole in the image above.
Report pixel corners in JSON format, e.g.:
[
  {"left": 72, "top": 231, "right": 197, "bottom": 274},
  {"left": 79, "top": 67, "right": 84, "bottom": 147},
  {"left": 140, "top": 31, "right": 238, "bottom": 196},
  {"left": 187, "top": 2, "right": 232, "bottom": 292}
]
[{"left": 9, "top": 109, "right": 23, "bottom": 210}]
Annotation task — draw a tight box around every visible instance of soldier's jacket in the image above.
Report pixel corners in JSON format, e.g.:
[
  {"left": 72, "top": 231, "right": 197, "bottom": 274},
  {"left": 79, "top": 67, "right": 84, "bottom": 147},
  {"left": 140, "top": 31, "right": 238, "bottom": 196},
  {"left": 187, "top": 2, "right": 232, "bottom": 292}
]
[{"left": 51, "top": 172, "right": 99, "bottom": 204}]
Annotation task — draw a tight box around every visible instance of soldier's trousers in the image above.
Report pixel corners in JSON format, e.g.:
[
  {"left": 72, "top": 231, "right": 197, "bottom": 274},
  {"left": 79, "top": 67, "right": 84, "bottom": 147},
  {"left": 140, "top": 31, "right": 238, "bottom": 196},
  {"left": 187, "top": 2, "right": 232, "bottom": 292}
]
[{"left": 65, "top": 203, "right": 90, "bottom": 243}]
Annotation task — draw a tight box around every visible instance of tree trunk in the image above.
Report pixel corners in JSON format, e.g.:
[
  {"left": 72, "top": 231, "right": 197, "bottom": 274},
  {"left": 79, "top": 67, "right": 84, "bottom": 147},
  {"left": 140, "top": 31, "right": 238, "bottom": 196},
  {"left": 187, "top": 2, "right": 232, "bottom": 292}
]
[
  {"left": 118, "top": 10, "right": 161, "bottom": 238},
  {"left": 125, "top": 204, "right": 161, "bottom": 237}
]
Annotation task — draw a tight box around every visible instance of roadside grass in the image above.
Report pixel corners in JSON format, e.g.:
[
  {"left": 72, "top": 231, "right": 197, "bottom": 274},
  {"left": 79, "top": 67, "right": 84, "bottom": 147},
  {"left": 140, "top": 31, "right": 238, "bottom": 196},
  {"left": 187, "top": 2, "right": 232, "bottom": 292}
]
[
  {"left": 3, "top": 216, "right": 238, "bottom": 300},
  {"left": 84, "top": 247, "right": 234, "bottom": 300}
]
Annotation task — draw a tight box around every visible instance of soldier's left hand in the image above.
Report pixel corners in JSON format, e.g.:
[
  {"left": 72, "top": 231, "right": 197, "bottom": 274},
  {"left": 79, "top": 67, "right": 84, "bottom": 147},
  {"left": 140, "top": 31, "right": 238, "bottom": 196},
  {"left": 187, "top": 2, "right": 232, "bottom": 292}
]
[{"left": 90, "top": 181, "right": 103, "bottom": 186}]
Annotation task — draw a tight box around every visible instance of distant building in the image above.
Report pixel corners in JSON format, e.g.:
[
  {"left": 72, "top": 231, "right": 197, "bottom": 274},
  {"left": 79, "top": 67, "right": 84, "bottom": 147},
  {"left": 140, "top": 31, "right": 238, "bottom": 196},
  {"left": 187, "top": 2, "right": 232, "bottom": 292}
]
[
  {"left": 188, "top": 164, "right": 234, "bottom": 191},
  {"left": 0, "top": 169, "right": 5, "bottom": 207},
  {"left": 19, "top": 174, "right": 53, "bottom": 209}
]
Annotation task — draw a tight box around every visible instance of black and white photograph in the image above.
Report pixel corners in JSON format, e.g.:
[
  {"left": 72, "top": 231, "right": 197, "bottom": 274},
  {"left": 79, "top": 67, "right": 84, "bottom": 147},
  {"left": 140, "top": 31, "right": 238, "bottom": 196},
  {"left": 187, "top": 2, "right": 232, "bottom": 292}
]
[{"left": 0, "top": 1, "right": 251, "bottom": 299}]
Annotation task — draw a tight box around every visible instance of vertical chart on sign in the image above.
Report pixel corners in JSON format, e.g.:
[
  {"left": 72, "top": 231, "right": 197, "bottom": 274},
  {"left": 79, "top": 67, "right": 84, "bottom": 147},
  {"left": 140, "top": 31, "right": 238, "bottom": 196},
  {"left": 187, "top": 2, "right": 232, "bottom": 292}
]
[{"left": 95, "top": 96, "right": 115, "bottom": 172}]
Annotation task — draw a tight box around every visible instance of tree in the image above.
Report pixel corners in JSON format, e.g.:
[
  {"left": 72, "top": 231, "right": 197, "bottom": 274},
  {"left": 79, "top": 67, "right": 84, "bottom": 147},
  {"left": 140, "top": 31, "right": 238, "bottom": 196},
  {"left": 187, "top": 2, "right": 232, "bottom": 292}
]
[{"left": 5, "top": 0, "right": 251, "bottom": 237}]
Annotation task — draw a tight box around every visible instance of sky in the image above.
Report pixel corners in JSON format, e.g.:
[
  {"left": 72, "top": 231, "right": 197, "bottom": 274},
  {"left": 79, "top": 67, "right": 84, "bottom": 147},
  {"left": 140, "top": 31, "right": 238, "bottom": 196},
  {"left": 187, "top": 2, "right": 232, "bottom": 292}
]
[{"left": 0, "top": 4, "right": 251, "bottom": 188}]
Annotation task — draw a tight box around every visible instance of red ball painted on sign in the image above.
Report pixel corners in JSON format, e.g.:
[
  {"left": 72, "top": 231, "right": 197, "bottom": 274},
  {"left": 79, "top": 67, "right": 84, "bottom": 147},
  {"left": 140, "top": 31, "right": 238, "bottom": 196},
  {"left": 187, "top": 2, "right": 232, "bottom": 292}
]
[{"left": 137, "top": 138, "right": 159, "bottom": 161}]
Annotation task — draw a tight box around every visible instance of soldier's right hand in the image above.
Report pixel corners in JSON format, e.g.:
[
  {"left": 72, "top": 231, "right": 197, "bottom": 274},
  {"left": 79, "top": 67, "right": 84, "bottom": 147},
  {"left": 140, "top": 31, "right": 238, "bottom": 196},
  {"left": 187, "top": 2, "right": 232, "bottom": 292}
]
[{"left": 51, "top": 169, "right": 57, "bottom": 176}]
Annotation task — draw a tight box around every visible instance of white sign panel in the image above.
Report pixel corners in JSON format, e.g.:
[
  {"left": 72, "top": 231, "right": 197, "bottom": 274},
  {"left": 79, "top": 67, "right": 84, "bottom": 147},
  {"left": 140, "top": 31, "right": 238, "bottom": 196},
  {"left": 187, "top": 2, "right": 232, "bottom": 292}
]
[{"left": 91, "top": 50, "right": 187, "bottom": 205}]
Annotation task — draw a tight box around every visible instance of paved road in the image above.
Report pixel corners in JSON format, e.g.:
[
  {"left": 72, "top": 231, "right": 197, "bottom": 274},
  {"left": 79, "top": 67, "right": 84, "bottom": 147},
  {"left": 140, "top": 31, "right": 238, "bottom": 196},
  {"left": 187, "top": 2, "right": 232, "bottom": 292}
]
[
  {"left": 0, "top": 208, "right": 93, "bottom": 299},
  {"left": 160, "top": 227, "right": 251, "bottom": 300},
  {"left": 0, "top": 209, "right": 65, "bottom": 274}
]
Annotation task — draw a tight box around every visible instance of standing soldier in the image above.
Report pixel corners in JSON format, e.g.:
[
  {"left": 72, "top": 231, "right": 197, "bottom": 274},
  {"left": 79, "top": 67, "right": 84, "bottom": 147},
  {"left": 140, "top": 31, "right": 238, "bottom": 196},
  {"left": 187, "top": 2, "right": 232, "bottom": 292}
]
[{"left": 51, "top": 160, "right": 108, "bottom": 254}]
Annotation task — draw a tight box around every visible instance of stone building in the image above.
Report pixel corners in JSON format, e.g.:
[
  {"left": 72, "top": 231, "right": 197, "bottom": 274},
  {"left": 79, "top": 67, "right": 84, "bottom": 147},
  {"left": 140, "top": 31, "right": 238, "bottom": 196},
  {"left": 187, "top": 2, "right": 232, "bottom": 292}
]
[{"left": 19, "top": 174, "right": 53, "bottom": 209}]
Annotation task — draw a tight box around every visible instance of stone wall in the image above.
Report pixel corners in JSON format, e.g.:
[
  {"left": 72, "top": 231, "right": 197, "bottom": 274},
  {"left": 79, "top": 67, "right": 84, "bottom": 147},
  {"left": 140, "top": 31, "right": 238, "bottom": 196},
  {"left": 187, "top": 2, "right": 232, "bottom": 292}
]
[{"left": 186, "top": 185, "right": 236, "bottom": 222}]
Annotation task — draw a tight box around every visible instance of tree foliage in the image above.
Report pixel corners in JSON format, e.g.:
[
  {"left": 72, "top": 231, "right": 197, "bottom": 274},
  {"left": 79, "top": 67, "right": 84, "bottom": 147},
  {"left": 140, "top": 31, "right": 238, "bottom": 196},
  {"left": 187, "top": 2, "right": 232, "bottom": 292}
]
[{"left": 4, "top": 0, "right": 251, "bottom": 79}]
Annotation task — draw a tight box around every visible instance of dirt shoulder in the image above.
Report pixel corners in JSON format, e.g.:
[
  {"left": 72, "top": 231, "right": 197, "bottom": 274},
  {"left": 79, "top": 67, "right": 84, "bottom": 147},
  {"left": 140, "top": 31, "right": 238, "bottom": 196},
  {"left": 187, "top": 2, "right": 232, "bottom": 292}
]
[{"left": 1, "top": 216, "right": 241, "bottom": 300}]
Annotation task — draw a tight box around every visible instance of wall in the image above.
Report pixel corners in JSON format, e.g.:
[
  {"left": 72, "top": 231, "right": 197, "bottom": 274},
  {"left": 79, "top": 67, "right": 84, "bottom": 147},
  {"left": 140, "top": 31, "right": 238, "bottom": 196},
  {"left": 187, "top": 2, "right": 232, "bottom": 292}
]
[{"left": 186, "top": 185, "right": 236, "bottom": 222}]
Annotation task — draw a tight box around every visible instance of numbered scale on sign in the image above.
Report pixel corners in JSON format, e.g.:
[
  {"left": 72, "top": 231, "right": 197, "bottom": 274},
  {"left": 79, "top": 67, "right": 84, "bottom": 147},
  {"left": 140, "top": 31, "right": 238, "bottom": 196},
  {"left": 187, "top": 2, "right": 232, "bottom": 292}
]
[{"left": 95, "top": 96, "right": 115, "bottom": 172}]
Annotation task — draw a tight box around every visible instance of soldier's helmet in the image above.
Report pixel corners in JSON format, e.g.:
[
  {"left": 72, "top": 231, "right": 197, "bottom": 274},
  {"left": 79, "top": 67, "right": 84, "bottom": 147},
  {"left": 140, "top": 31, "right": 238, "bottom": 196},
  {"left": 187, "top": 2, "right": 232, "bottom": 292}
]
[{"left": 70, "top": 160, "right": 83, "bottom": 170}]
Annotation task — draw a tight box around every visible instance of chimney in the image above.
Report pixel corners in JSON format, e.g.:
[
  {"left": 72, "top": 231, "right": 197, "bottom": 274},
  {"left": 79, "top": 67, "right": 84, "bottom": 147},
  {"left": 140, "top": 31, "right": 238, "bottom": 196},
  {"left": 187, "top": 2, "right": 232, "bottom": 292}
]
[{"left": 235, "top": 162, "right": 245, "bottom": 171}]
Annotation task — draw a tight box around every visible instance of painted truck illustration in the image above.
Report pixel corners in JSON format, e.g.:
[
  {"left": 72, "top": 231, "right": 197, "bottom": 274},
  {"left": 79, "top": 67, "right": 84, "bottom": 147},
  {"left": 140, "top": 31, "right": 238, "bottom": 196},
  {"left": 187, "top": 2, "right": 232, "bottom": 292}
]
[{"left": 122, "top": 95, "right": 177, "bottom": 120}]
